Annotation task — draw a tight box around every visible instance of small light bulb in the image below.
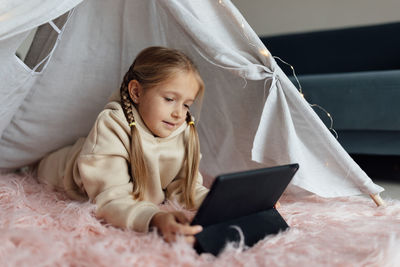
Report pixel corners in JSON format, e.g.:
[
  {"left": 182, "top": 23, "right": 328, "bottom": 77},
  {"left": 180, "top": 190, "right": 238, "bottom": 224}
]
[
  {"left": 259, "top": 49, "right": 269, "bottom": 57},
  {"left": 0, "top": 13, "right": 12, "bottom": 22}
]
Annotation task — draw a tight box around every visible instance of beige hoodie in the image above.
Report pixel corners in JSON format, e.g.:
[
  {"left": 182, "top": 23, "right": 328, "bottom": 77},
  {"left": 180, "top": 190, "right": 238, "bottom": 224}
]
[{"left": 38, "top": 91, "right": 209, "bottom": 232}]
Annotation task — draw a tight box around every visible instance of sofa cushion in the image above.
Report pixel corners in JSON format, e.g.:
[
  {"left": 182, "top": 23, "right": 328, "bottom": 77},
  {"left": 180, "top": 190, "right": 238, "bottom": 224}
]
[
  {"left": 297, "top": 70, "right": 400, "bottom": 131},
  {"left": 261, "top": 22, "right": 400, "bottom": 75},
  {"left": 338, "top": 130, "right": 400, "bottom": 155}
]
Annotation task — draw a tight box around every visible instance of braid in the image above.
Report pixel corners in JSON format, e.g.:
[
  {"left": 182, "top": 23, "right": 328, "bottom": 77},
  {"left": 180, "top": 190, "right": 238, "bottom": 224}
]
[
  {"left": 121, "top": 87, "right": 135, "bottom": 125},
  {"left": 183, "top": 111, "right": 200, "bottom": 208},
  {"left": 120, "top": 67, "right": 148, "bottom": 200}
]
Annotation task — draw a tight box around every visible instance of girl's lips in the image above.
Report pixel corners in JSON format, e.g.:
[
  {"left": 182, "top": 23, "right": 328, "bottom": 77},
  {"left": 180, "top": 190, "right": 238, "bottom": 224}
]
[{"left": 163, "top": 121, "right": 175, "bottom": 129}]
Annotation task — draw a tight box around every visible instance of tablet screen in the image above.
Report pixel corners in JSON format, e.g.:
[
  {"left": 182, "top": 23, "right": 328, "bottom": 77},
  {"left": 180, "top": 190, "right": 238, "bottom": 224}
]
[{"left": 191, "top": 163, "right": 299, "bottom": 227}]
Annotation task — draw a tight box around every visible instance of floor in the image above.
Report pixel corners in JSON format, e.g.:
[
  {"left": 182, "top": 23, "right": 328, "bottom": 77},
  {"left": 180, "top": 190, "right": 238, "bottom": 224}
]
[
  {"left": 375, "top": 180, "right": 400, "bottom": 200},
  {"left": 351, "top": 154, "right": 400, "bottom": 200}
]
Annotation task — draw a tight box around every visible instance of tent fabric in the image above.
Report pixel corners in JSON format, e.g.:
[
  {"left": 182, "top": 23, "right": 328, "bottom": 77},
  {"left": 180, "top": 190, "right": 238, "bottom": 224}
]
[
  {"left": 0, "top": 0, "right": 84, "bottom": 41},
  {"left": 0, "top": 0, "right": 383, "bottom": 198}
]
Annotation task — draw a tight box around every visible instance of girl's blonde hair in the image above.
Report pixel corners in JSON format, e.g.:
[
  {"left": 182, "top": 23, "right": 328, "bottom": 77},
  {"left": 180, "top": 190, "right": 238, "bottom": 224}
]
[{"left": 120, "top": 46, "right": 204, "bottom": 209}]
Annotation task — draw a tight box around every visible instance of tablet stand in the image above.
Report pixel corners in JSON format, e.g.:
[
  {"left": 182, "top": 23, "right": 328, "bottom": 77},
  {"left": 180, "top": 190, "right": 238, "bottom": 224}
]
[{"left": 194, "top": 208, "right": 289, "bottom": 256}]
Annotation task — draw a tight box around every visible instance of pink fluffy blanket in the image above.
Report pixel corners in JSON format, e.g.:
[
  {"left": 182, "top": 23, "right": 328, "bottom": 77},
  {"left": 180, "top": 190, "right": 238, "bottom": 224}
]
[{"left": 1, "top": 172, "right": 400, "bottom": 267}]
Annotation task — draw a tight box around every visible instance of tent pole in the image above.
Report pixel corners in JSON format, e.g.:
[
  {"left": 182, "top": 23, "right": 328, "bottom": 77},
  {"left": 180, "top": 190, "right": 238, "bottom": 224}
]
[{"left": 370, "top": 194, "right": 385, "bottom": 206}]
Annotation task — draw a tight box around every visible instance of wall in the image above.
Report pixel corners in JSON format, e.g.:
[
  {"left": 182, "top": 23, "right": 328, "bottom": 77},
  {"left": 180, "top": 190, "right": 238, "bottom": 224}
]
[{"left": 231, "top": 0, "right": 400, "bottom": 36}]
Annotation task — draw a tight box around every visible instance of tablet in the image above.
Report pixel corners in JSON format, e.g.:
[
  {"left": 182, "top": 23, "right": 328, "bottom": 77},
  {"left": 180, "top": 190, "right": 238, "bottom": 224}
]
[{"left": 191, "top": 163, "right": 299, "bottom": 227}]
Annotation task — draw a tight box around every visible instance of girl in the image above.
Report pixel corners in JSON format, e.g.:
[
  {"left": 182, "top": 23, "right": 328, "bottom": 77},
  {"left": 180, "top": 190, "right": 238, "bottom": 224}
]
[{"left": 37, "top": 46, "right": 209, "bottom": 244}]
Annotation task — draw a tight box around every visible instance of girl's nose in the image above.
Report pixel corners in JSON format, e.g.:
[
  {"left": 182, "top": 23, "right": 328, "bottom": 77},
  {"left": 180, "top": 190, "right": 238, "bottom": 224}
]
[{"left": 172, "top": 105, "right": 183, "bottom": 118}]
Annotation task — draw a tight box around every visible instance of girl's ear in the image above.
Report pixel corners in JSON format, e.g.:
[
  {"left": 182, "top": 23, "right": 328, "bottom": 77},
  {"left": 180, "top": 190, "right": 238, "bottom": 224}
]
[{"left": 128, "top": 80, "right": 142, "bottom": 104}]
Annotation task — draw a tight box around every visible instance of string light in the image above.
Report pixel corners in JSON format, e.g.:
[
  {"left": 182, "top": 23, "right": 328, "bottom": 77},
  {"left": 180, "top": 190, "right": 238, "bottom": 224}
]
[
  {"left": 217, "top": 0, "right": 338, "bottom": 139},
  {"left": 273, "top": 56, "right": 303, "bottom": 94},
  {"left": 272, "top": 56, "right": 339, "bottom": 139},
  {"left": 218, "top": 0, "right": 258, "bottom": 50}
]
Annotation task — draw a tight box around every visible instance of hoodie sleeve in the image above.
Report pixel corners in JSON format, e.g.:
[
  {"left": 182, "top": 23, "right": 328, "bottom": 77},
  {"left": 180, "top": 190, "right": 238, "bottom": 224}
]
[{"left": 77, "top": 109, "right": 160, "bottom": 233}]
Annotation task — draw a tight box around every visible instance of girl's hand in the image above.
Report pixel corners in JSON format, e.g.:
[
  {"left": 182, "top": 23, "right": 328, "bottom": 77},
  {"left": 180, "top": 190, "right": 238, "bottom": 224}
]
[{"left": 150, "top": 211, "right": 203, "bottom": 245}]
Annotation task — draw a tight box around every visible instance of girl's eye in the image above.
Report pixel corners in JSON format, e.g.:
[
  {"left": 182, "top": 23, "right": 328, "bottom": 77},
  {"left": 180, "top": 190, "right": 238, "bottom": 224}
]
[
  {"left": 184, "top": 104, "right": 190, "bottom": 109},
  {"left": 165, "top": 97, "right": 173, "bottom": 102}
]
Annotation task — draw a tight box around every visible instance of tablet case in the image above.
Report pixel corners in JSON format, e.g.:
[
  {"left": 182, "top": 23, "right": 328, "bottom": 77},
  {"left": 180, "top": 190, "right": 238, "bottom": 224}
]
[
  {"left": 192, "top": 164, "right": 299, "bottom": 256},
  {"left": 194, "top": 208, "right": 288, "bottom": 255}
]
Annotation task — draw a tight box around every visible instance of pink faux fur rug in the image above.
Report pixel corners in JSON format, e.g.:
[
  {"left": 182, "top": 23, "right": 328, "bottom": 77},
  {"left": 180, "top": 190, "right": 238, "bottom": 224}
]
[{"left": 1, "top": 172, "right": 400, "bottom": 267}]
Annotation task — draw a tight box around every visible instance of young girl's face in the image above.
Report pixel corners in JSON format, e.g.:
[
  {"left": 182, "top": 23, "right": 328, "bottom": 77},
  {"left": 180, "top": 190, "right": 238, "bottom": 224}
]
[{"left": 133, "top": 71, "right": 199, "bottom": 138}]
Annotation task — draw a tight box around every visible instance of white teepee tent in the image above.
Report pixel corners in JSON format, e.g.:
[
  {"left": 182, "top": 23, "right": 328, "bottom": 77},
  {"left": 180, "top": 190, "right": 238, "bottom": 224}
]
[{"left": 0, "top": 0, "right": 384, "bottom": 204}]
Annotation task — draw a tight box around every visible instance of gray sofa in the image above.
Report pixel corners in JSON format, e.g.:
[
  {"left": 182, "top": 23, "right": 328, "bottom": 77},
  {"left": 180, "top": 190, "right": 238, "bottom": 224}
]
[{"left": 260, "top": 22, "right": 400, "bottom": 157}]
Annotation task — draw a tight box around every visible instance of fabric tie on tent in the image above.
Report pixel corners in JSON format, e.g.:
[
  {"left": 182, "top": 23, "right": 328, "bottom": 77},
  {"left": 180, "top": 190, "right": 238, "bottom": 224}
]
[{"left": 252, "top": 67, "right": 383, "bottom": 197}]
